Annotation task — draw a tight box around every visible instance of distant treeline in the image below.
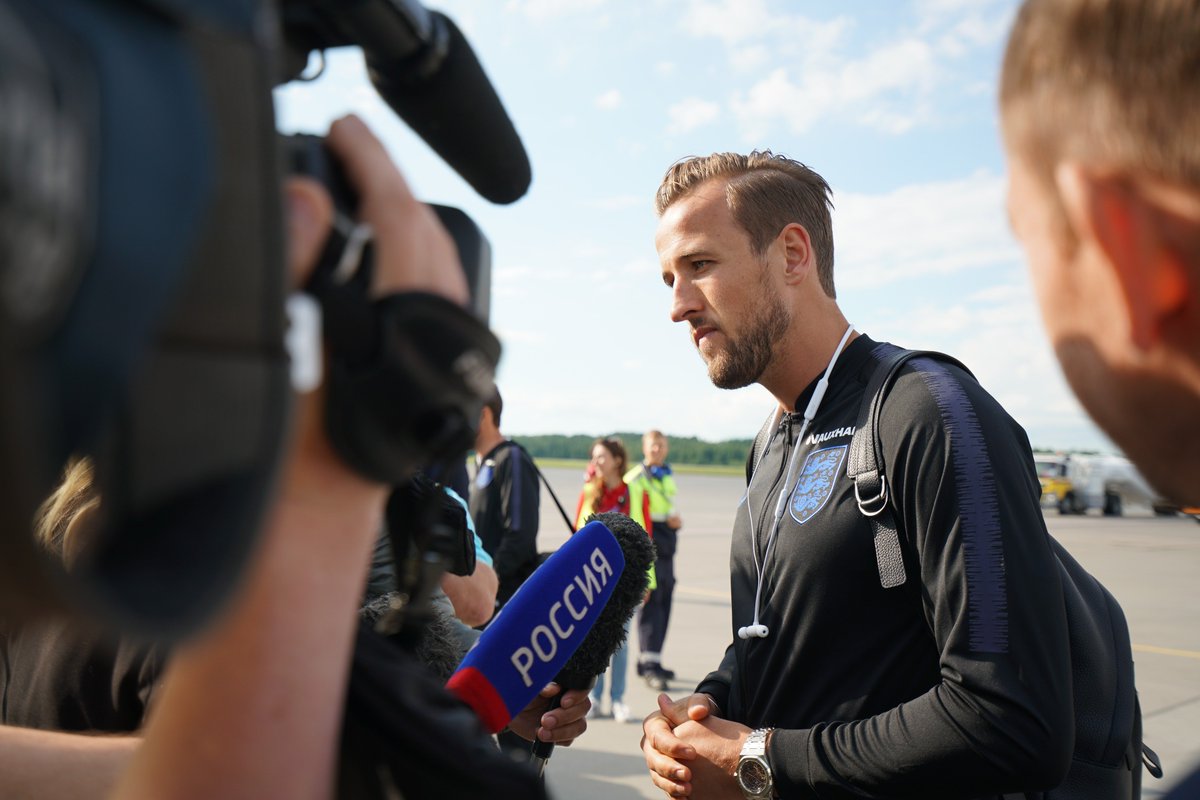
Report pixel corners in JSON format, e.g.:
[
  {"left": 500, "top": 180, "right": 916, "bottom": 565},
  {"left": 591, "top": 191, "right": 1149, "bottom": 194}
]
[
  {"left": 514, "top": 433, "right": 754, "bottom": 466},
  {"left": 513, "top": 437, "right": 1100, "bottom": 465}
]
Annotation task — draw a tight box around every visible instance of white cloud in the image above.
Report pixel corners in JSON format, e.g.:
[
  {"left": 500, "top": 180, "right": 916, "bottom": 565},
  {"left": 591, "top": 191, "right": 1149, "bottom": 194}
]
[
  {"left": 916, "top": 0, "right": 1016, "bottom": 57},
  {"left": 495, "top": 265, "right": 536, "bottom": 280},
  {"left": 504, "top": 0, "right": 604, "bottom": 21},
  {"left": 494, "top": 327, "right": 545, "bottom": 346},
  {"left": 834, "top": 171, "right": 1019, "bottom": 289},
  {"left": 503, "top": 379, "right": 777, "bottom": 442},
  {"left": 727, "top": 45, "right": 770, "bottom": 73},
  {"left": 587, "top": 195, "right": 648, "bottom": 211},
  {"left": 674, "top": 0, "right": 1012, "bottom": 140},
  {"left": 730, "top": 38, "right": 937, "bottom": 137},
  {"left": 681, "top": 0, "right": 774, "bottom": 45},
  {"left": 856, "top": 108, "right": 921, "bottom": 135},
  {"left": 864, "top": 288, "right": 1111, "bottom": 451},
  {"left": 830, "top": 170, "right": 1112, "bottom": 451},
  {"left": 840, "top": 39, "right": 937, "bottom": 99},
  {"left": 595, "top": 89, "right": 622, "bottom": 110},
  {"left": 666, "top": 97, "right": 722, "bottom": 135},
  {"left": 618, "top": 257, "right": 657, "bottom": 276}
]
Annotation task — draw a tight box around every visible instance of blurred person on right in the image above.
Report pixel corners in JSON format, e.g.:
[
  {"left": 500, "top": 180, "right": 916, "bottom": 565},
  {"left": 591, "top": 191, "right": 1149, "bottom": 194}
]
[
  {"left": 1000, "top": 0, "right": 1199, "bottom": 510},
  {"left": 1000, "top": 1, "right": 1200, "bottom": 796}
]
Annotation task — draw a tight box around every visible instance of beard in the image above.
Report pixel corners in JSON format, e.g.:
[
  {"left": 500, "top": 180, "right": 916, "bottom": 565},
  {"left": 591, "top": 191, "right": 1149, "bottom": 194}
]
[
  {"left": 1056, "top": 336, "right": 1200, "bottom": 506},
  {"left": 704, "top": 287, "right": 790, "bottom": 390}
]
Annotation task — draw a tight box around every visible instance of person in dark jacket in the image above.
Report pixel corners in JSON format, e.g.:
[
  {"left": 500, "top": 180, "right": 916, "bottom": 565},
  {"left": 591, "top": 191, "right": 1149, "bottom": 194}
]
[
  {"left": 469, "top": 388, "right": 542, "bottom": 609},
  {"left": 640, "top": 151, "right": 1074, "bottom": 799}
]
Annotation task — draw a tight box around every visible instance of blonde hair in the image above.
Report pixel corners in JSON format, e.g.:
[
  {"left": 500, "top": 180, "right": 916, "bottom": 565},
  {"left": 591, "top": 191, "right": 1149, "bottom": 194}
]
[
  {"left": 655, "top": 151, "right": 836, "bottom": 298},
  {"left": 35, "top": 456, "right": 100, "bottom": 568},
  {"left": 1000, "top": 0, "right": 1200, "bottom": 241}
]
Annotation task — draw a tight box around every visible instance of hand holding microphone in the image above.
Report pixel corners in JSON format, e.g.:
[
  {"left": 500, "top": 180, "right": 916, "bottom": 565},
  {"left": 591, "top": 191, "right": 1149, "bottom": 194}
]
[
  {"left": 445, "top": 512, "right": 655, "bottom": 772},
  {"left": 507, "top": 682, "right": 591, "bottom": 747},
  {"left": 528, "top": 512, "right": 655, "bottom": 771}
]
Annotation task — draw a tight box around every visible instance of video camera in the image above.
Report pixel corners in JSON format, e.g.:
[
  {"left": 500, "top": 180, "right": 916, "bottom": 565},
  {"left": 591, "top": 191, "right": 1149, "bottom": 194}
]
[{"left": 0, "top": 0, "right": 529, "bottom": 637}]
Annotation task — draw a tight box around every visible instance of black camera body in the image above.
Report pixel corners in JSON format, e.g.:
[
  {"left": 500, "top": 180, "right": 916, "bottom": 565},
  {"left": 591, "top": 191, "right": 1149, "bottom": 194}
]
[
  {"left": 1, "top": 0, "right": 290, "bottom": 634},
  {"left": 0, "top": 0, "right": 526, "bottom": 634},
  {"left": 280, "top": 133, "right": 501, "bottom": 486}
]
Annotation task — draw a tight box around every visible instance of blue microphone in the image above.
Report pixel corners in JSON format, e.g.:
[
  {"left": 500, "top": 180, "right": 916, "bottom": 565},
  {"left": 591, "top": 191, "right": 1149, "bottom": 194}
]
[{"left": 446, "top": 520, "right": 625, "bottom": 733}]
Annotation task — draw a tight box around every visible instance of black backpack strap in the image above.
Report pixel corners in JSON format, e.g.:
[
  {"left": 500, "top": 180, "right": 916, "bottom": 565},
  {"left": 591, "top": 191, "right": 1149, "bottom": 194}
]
[
  {"left": 846, "top": 349, "right": 972, "bottom": 589},
  {"left": 503, "top": 440, "right": 577, "bottom": 535}
]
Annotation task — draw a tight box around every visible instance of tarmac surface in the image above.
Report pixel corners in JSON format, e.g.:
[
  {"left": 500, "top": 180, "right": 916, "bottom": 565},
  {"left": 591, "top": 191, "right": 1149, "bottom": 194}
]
[{"left": 527, "top": 464, "right": 1200, "bottom": 799}]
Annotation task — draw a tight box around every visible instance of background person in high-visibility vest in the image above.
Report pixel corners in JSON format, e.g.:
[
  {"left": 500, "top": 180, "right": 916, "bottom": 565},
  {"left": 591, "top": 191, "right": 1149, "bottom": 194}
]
[{"left": 626, "top": 430, "right": 683, "bottom": 692}]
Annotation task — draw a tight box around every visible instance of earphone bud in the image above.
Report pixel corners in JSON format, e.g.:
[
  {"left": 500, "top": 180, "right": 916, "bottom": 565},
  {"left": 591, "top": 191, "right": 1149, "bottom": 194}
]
[{"left": 738, "top": 624, "right": 769, "bottom": 640}]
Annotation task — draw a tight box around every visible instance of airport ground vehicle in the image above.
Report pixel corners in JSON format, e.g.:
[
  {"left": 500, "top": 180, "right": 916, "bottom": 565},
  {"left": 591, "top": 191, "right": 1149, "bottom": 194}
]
[
  {"left": 1033, "top": 454, "right": 1181, "bottom": 517},
  {"left": 1034, "top": 456, "right": 1085, "bottom": 515}
]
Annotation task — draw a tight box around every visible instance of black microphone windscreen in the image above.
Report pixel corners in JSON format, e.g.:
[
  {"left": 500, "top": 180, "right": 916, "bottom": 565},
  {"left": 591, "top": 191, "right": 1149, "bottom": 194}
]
[
  {"left": 366, "top": 12, "right": 531, "bottom": 205},
  {"left": 560, "top": 512, "right": 655, "bottom": 681}
]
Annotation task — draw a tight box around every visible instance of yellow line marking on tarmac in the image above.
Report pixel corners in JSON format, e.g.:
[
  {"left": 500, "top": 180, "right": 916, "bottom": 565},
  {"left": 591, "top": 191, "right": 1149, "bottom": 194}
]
[{"left": 1133, "top": 644, "right": 1200, "bottom": 661}]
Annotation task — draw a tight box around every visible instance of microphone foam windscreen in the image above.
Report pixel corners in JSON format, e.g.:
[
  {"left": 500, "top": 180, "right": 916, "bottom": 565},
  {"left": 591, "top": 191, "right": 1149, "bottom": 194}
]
[
  {"left": 445, "top": 520, "right": 624, "bottom": 732},
  {"left": 560, "top": 512, "right": 656, "bottom": 681}
]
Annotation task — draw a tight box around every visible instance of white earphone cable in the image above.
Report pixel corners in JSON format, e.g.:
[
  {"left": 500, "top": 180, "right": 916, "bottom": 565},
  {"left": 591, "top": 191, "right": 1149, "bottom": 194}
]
[{"left": 739, "top": 323, "right": 855, "bottom": 640}]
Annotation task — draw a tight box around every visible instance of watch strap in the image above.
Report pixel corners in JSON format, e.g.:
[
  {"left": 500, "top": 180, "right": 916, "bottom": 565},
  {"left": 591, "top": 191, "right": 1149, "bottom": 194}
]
[{"left": 742, "top": 726, "right": 773, "bottom": 758}]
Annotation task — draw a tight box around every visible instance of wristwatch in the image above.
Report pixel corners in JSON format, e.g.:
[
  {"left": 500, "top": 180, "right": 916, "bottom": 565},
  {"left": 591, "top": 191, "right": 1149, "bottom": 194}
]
[{"left": 735, "top": 727, "right": 775, "bottom": 799}]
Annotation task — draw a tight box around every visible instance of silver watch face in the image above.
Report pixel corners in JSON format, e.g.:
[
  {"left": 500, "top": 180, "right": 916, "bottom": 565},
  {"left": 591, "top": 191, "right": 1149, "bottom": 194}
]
[{"left": 737, "top": 757, "right": 770, "bottom": 795}]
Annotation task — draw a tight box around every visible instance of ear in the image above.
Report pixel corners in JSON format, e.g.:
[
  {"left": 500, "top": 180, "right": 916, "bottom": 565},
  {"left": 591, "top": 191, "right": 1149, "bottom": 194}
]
[
  {"left": 1055, "top": 164, "right": 1189, "bottom": 350},
  {"left": 778, "top": 223, "right": 814, "bottom": 286}
]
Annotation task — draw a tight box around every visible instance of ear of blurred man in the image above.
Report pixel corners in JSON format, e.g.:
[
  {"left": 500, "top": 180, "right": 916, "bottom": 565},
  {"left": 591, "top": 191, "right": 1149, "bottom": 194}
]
[{"left": 1055, "top": 164, "right": 1195, "bottom": 354}]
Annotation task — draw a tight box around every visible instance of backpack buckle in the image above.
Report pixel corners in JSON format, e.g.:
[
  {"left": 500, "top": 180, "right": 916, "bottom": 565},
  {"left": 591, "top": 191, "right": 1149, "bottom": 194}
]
[{"left": 854, "top": 473, "right": 889, "bottom": 517}]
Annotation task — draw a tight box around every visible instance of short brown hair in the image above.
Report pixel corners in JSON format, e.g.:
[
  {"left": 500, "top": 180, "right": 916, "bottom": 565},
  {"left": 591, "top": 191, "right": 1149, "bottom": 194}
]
[
  {"left": 1001, "top": 0, "right": 1200, "bottom": 199},
  {"left": 655, "top": 151, "right": 836, "bottom": 298},
  {"left": 484, "top": 386, "right": 503, "bottom": 428}
]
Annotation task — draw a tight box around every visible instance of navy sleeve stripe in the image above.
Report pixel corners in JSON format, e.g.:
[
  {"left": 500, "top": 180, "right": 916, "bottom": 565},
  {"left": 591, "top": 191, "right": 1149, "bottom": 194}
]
[{"left": 912, "top": 357, "right": 1010, "bottom": 654}]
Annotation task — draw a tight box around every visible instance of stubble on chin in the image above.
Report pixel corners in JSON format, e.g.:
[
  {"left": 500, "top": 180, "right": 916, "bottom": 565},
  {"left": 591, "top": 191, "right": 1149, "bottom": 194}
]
[{"left": 704, "top": 300, "right": 789, "bottom": 390}]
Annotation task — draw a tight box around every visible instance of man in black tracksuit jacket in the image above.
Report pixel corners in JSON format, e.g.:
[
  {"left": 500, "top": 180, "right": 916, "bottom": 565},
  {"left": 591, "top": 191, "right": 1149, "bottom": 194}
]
[
  {"left": 642, "top": 152, "right": 1073, "bottom": 799},
  {"left": 698, "top": 336, "right": 1072, "bottom": 797}
]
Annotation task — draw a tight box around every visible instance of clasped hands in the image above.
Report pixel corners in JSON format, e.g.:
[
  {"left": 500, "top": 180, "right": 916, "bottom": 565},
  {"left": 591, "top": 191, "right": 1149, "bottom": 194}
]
[{"left": 641, "top": 692, "right": 751, "bottom": 799}]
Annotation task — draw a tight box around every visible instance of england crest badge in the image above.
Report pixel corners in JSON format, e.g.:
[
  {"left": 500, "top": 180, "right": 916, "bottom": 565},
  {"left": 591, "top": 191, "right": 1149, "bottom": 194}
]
[{"left": 789, "top": 445, "right": 847, "bottom": 524}]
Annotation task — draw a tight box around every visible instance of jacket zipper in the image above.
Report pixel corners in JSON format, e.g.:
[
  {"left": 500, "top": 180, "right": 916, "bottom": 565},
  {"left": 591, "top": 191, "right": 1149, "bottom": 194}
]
[{"left": 740, "top": 413, "right": 796, "bottom": 712}]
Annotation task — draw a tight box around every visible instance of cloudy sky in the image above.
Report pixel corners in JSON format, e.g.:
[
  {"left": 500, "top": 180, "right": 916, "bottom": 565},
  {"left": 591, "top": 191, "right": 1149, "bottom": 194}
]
[{"left": 276, "top": 0, "right": 1115, "bottom": 452}]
